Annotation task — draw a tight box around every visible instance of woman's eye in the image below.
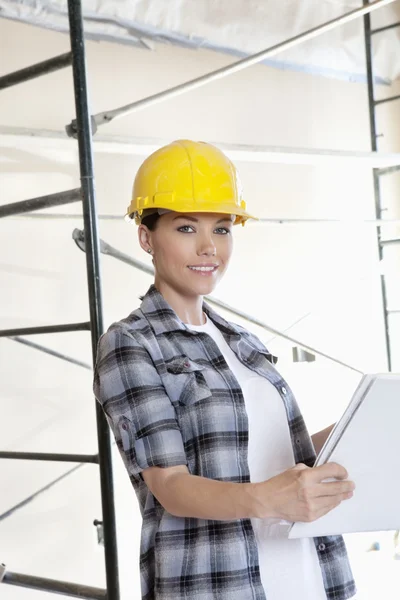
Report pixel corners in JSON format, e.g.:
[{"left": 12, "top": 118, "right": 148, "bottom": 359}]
[
  {"left": 177, "top": 225, "right": 231, "bottom": 234},
  {"left": 177, "top": 225, "right": 195, "bottom": 233}
]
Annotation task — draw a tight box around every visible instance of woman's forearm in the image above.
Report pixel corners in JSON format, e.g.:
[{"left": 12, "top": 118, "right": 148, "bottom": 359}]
[
  {"left": 158, "top": 471, "right": 263, "bottom": 520},
  {"left": 150, "top": 460, "right": 353, "bottom": 523}
]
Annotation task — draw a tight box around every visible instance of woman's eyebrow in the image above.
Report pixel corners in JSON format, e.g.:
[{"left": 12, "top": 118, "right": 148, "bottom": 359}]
[
  {"left": 216, "top": 217, "right": 234, "bottom": 224},
  {"left": 172, "top": 215, "right": 198, "bottom": 222},
  {"left": 172, "top": 215, "right": 233, "bottom": 224}
]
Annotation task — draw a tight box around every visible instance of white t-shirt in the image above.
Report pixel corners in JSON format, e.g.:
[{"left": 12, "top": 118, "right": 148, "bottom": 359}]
[{"left": 187, "top": 314, "right": 327, "bottom": 600}]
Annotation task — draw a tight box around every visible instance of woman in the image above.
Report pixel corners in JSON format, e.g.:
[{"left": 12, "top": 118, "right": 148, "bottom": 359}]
[{"left": 93, "top": 140, "right": 357, "bottom": 600}]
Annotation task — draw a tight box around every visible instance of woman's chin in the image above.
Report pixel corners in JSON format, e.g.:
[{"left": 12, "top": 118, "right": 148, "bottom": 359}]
[{"left": 188, "top": 278, "right": 217, "bottom": 296}]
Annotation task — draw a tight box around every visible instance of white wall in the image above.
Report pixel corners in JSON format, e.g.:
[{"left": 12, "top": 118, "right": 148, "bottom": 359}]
[{"left": 0, "top": 16, "right": 399, "bottom": 600}]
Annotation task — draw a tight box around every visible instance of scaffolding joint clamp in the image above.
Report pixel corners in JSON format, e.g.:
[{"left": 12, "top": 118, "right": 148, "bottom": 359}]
[
  {"left": 66, "top": 115, "right": 98, "bottom": 138},
  {"left": 0, "top": 563, "right": 6, "bottom": 583}
]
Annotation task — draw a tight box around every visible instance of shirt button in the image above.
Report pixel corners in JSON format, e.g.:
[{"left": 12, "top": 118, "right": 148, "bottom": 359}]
[
  {"left": 121, "top": 422, "right": 128, "bottom": 431},
  {"left": 184, "top": 360, "right": 190, "bottom": 368},
  {"left": 318, "top": 543, "right": 326, "bottom": 552},
  {"left": 281, "top": 386, "right": 287, "bottom": 395}
]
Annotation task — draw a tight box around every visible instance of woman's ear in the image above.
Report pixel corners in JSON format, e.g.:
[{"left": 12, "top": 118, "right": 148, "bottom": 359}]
[{"left": 138, "top": 224, "right": 151, "bottom": 253}]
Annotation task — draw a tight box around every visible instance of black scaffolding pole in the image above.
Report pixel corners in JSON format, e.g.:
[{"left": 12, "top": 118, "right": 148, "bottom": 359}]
[
  {"left": 363, "top": 0, "right": 393, "bottom": 372},
  {"left": 67, "top": 1, "right": 120, "bottom": 598},
  {"left": 0, "top": 1, "right": 120, "bottom": 598},
  {"left": 0, "top": 52, "right": 72, "bottom": 90}
]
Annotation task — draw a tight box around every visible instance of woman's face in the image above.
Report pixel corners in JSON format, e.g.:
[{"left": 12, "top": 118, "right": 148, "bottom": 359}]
[{"left": 139, "top": 212, "right": 234, "bottom": 298}]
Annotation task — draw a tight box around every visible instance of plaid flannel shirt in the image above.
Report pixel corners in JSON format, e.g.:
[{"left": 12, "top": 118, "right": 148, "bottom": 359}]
[{"left": 93, "top": 284, "right": 356, "bottom": 600}]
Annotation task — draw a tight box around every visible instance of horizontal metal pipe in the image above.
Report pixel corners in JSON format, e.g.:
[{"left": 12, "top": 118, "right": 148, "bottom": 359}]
[
  {"left": 92, "top": 0, "right": 396, "bottom": 126},
  {"left": 381, "top": 238, "right": 400, "bottom": 246},
  {"left": 1, "top": 570, "right": 106, "bottom": 599},
  {"left": 10, "top": 337, "right": 92, "bottom": 370},
  {"left": 378, "top": 165, "right": 400, "bottom": 175},
  {"left": 205, "top": 297, "right": 363, "bottom": 374},
  {"left": 0, "top": 322, "right": 90, "bottom": 337},
  {"left": 74, "top": 230, "right": 363, "bottom": 374},
  {"left": 375, "top": 94, "right": 400, "bottom": 105},
  {"left": 0, "top": 52, "right": 72, "bottom": 90},
  {"left": 0, "top": 451, "right": 99, "bottom": 463},
  {"left": 73, "top": 228, "right": 154, "bottom": 273},
  {"left": 0, "top": 189, "right": 81, "bottom": 218},
  {"left": 256, "top": 217, "right": 400, "bottom": 225},
  {"left": 13, "top": 213, "right": 400, "bottom": 226},
  {"left": 3, "top": 126, "right": 400, "bottom": 168},
  {"left": 0, "top": 464, "right": 84, "bottom": 523},
  {"left": 371, "top": 20, "right": 400, "bottom": 34}
]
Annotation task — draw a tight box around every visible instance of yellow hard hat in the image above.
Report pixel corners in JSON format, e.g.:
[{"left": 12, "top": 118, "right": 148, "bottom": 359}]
[{"left": 126, "top": 139, "right": 258, "bottom": 226}]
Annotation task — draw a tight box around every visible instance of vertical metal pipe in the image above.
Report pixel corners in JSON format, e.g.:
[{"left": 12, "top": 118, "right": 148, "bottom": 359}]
[
  {"left": 66, "top": 2, "right": 120, "bottom": 598},
  {"left": 363, "top": 1, "right": 392, "bottom": 371}
]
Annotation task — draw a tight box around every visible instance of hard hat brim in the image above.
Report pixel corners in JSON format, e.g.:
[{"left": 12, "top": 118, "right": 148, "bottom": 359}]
[{"left": 125, "top": 206, "right": 259, "bottom": 226}]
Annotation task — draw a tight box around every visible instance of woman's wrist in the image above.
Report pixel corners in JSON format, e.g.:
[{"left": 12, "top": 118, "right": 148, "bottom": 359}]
[{"left": 245, "top": 481, "right": 277, "bottom": 520}]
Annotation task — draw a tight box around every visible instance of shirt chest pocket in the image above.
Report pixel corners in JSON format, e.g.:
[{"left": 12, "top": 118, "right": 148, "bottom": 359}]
[{"left": 164, "top": 356, "right": 212, "bottom": 407}]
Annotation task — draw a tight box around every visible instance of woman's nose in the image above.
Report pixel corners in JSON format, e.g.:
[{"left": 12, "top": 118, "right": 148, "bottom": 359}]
[{"left": 197, "top": 237, "right": 217, "bottom": 256}]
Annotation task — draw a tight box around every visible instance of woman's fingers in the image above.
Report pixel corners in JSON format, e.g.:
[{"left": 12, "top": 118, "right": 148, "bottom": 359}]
[
  {"left": 302, "top": 492, "right": 353, "bottom": 523},
  {"left": 260, "top": 462, "right": 355, "bottom": 522},
  {"left": 311, "top": 480, "right": 356, "bottom": 498},
  {"left": 312, "top": 462, "right": 349, "bottom": 482}
]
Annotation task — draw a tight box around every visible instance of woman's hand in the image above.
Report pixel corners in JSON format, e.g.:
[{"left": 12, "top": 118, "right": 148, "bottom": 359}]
[{"left": 255, "top": 462, "right": 355, "bottom": 523}]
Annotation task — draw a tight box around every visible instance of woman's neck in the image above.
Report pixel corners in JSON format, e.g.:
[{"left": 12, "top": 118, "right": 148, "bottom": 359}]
[{"left": 154, "top": 280, "right": 205, "bottom": 325}]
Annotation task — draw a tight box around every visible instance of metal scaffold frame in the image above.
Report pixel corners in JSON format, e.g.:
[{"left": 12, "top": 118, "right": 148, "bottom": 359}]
[
  {"left": 72, "top": 228, "right": 364, "bottom": 375},
  {"left": 363, "top": 0, "right": 400, "bottom": 371},
  {"left": 0, "top": 1, "right": 119, "bottom": 599},
  {"left": 82, "top": 0, "right": 398, "bottom": 128},
  {"left": 0, "top": 0, "right": 399, "bottom": 598}
]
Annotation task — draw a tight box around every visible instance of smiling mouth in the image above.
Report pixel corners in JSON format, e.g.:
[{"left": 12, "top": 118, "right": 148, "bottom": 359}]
[{"left": 188, "top": 265, "right": 219, "bottom": 274}]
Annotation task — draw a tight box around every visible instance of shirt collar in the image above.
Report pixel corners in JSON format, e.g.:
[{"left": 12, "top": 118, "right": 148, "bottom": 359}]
[{"left": 139, "top": 284, "right": 241, "bottom": 338}]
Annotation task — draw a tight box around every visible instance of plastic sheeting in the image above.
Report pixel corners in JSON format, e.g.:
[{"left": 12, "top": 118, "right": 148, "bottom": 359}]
[{"left": 0, "top": 0, "right": 399, "bottom": 83}]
